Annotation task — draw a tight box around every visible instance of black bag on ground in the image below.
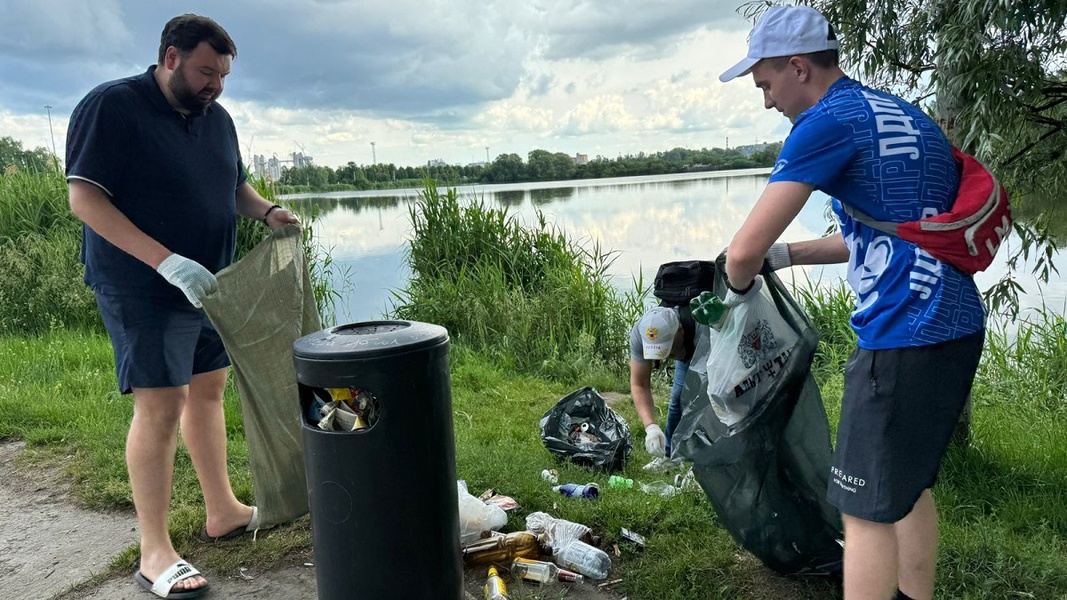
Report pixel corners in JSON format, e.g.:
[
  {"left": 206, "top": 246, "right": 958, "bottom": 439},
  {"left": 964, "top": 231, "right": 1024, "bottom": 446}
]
[
  {"left": 539, "top": 387, "right": 632, "bottom": 471},
  {"left": 653, "top": 260, "right": 718, "bottom": 307},
  {"left": 673, "top": 255, "right": 843, "bottom": 576}
]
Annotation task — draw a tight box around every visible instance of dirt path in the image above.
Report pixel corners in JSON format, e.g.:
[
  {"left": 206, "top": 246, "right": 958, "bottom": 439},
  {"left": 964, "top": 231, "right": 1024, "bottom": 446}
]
[
  {"left": 0, "top": 441, "right": 622, "bottom": 600},
  {"left": 0, "top": 441, "right": 138, "bottom": 600}
]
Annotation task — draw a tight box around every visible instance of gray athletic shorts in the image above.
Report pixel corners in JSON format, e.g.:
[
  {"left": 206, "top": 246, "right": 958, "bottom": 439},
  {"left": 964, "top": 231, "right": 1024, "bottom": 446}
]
[
  {"left": 95, "top": 291, "right": 230, "bottom": 395},
  {"left": 827, "top": 329, "right": 984, "bottom": 523}
]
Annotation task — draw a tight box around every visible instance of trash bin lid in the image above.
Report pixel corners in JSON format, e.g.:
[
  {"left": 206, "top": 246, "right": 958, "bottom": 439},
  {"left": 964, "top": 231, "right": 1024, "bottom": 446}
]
[{"left": 293, "top": 320, "right": 449, "bottom": 360}]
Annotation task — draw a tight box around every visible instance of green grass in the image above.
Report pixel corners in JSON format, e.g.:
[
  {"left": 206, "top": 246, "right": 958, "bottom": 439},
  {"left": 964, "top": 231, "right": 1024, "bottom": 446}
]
[{"left": 3, "top": 304, "right": 1067, "bottom": 598}]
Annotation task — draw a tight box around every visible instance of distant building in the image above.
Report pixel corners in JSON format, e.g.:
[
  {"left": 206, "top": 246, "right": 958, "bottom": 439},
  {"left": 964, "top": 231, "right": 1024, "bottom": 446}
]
[
  {"left": 253, "top": 154, "right": 267, "bottom": 177},
  {"left": 427, "top": 158, "right": 449, "bottom": 168},
  {"left": 292, "top": 152, "right": 314, "bottom": 168},
  {"left": 574, "top": 153, "right": 588, "bottom": 165},
  {"left": 734, "top": 142, "right": 775, "bottom": 157},
  {"left": 253, "top": 154, "right": 284, "bottom": 180},
  {"left": 266, "top": 156, "right": 283, "bottom": 180}
]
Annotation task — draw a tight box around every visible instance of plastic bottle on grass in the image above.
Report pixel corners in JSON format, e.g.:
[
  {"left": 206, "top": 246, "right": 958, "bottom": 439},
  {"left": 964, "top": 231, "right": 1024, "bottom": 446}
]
[
  {"left": 525, "top": 512, "right": 593, "bottom": 545},
  {"left": 640, "top": 480, "right": 679, "bottom": 497},
  {"left": 484, "top": 567, "right": 510, "bottom": 600},
  {"left": 552, "top": 482, "right": 599, "bottom": 499},
  {"left": 608, "top": 475, "right": 634, "bottom": 489},
  {"left": 511, "top": 557, "right": 584, "bottom": 583},
  {"left": 552, "top": 539, "right": 611, "bottom": 580}
]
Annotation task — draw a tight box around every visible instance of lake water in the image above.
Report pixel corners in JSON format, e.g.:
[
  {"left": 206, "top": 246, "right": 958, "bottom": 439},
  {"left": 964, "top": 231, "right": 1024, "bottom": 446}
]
[{"left": 283, "top": 169, "right": 1067, "bottom": 326}]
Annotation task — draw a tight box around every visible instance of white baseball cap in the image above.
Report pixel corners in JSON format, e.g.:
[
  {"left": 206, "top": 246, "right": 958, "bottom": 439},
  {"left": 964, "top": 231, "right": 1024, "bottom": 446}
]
[
  {"left": 719, "top": 5, "right": 841, "bottom": 83},
  {"left": 638, "top": 306, "right": 680, "bottom": 361}
]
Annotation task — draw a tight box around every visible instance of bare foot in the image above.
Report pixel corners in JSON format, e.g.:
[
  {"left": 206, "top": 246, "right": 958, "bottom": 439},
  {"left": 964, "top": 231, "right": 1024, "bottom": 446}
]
[
  {"left": 140, "top": 550, "right": 208, "bottom": 593},
  {"left": 202, "top": 503, "right": 255, "bottom": 539}
]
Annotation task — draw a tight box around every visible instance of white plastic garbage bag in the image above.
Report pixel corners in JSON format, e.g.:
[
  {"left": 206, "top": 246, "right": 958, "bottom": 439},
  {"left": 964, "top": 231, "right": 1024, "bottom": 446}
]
[
  {"left": 457, "top": 480, "right": 507, "bottom": 545},
  {"left": 705, "top": 276, "right": 800, "bottom": 433}
]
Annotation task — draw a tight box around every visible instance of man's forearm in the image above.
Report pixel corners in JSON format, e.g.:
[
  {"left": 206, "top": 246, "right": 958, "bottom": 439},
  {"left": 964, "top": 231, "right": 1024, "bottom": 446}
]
[
  {"left": 234, "top": 181, "right": 274, "bottom": 220},
  {"left": 785, "top": 235, "right": 850, "bottom": 265}
]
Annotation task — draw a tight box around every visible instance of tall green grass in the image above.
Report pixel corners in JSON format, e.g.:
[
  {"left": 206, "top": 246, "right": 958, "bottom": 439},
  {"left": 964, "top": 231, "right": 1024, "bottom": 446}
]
[
  {"left": 0, "top": 166, "right": 76, "bottom": 243},
  {"left": 391, "top": 182, "right": 648, "bottom": 379},
  {"left": 0, "top": 168, "right": 100, "bottom": 333},
  {"left": 0, "top": 169, "right": 340, "bottom": 334}
]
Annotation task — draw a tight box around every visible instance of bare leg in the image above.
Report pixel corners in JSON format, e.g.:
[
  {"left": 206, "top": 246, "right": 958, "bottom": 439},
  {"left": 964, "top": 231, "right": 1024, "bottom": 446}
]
[
  {"left": 842, "top": 513, "right": 898, "bottom": 600},
  {"left": 895, "top": 490, "right": 938, "bottom": 600},
  {"left": 129, "top": 386, "right": 207, "bottom": 592},
  {"left": 180, "top": 367, "right": 253, "bottom": 537}
]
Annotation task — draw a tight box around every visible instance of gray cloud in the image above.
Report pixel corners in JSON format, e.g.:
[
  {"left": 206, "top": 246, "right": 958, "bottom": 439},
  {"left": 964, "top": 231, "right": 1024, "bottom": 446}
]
[
  {"left": 0, "top": 0, "right": 748, "bottom": 119},
  {"left": 533, "top": 0, "right": 744, "bottom": 61}
]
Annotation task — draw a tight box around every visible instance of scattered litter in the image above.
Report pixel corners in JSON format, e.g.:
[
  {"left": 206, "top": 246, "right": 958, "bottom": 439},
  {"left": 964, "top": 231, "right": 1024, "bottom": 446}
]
[
  {"left": 303, "top": 563, "right": 314, "bottom": 567},
  {"left": 620, "top": 527, "right": 647, "bottom": 548},
  {"left": 541, "top": 469, "right": 559, "bottom": 484},
  {"left": 598, "top": 578, "right": 624, "bottom": 588},
  {"left": 457, "top": 480, "right": 507, "bottom": 544},
  {"left": 238, "top": 567, "right": 254, "bottom": 581},
  {"left": 553, "top": 482, "right": 599, "bottom": 499},
  {"left": 639, "top": 480, "right": 678, "bottom": 497},
  {"left": 484, "top": 493, "right": 520, "bottom": 512}
]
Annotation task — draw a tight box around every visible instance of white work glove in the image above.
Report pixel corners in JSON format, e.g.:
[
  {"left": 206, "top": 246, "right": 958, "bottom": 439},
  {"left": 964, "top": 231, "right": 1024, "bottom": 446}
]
[
  {"left": 644, "top": 424, "right": 667, "bottom": 457},
  {"left": 764, "top": 242, "right": 791, "bottom": 271},
  {"left": 156, "top": 254, "right": 218, "bottom": 308}
]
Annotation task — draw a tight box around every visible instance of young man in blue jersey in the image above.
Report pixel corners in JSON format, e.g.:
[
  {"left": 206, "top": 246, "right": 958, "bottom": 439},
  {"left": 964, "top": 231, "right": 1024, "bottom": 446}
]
[
  {"left": 719, "top": 6, "right": 984, "bottom": 600},
  {"left": 67, "top": 14, "right": 299, "bottom": 599}
]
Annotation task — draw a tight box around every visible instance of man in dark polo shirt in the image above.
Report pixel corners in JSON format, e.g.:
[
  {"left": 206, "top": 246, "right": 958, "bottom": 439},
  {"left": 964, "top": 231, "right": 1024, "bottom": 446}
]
[{"left": 66, "top": 14, "right": 299, "bottom": 599}]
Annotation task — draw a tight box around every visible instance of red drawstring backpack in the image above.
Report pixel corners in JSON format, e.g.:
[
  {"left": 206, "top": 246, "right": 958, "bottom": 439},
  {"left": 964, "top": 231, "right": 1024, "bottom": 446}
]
[{"left": 841, "top": 147, "right": 1012, "bottom": 275}]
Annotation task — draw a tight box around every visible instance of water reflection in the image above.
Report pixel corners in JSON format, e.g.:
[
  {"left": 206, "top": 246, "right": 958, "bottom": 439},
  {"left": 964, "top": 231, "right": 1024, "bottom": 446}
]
[
  {"left": 530, "top": 186, "right": 575, "bottom": 206},
  {"left": 285, "top": 169, "right": 1066, "bottom": 327},
  {"left": 494, "top": 189, "right": 526, "bottom": 207}
]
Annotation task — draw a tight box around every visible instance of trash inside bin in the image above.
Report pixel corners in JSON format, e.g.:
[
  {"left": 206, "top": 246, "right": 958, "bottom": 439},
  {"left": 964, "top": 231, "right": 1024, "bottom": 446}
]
[{"left": 294, "top": 320, "right": 462, "bottom": 600}]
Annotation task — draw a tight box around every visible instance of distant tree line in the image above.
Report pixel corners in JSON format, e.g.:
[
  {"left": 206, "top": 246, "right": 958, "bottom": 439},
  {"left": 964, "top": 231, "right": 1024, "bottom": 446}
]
[
  {"left": 276, "top": 143, "right": 783, "bottom": 193},
  {"left": 0, "top": 137, "right": 56, "bottom": 173}
]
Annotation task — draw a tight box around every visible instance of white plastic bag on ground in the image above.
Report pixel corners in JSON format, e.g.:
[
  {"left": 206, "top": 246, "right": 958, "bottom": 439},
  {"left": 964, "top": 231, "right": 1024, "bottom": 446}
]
[
  {"left": 705, "top": 276, "right": 799, "bottom": 432},
  {"left": 457, "top": 480, "right": 507, "bottom": 545}
]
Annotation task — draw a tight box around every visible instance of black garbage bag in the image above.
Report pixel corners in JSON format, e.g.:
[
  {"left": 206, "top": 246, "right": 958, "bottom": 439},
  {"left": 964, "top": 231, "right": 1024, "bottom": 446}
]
[
  {"left": 673, "top": 255, "right": 843, "bottom": 576},
  {"left": 539, "top": 387, "right": 632, "bottom": 471}
]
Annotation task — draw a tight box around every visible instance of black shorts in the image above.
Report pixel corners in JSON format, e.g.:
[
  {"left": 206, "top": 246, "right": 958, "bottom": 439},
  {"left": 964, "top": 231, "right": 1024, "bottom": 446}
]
[
  {"left": 94, "top": 291, "right": 230, "bottom": 394},
  {"left": 827, "top": 329, "right": 984, "bottom": 523}
]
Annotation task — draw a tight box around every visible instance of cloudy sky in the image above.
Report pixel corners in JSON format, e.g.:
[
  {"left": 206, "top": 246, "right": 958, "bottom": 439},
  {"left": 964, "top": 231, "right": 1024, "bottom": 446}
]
[{"left": 0, "top": 0, "right": 793, "bottom": 170}]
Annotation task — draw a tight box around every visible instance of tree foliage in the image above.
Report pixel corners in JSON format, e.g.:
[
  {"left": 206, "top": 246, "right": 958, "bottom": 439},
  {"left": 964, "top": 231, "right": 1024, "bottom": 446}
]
[
  {"left": 744, "top": 1, "right": 1067, "bottom": 315},
  {"left": 275, "top": 143, "right": 783, "bottom": 193},
  {"left": 0, "top": 136, "right": 55, "bottom": 174}
]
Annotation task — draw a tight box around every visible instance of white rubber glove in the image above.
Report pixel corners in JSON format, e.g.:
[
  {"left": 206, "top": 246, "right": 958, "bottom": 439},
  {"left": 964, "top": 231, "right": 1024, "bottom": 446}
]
[
  {"left": 156, "top": 254, "right": 218, "bottom": 308},
  {"left": 644, "top": 424, "right": 667, "bottom": 457}
]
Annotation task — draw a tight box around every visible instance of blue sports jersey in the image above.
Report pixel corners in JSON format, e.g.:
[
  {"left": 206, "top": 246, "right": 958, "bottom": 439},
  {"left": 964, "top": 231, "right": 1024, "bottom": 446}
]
[{"left": 769, "top": 78, "right": 985, "bottom": 349}]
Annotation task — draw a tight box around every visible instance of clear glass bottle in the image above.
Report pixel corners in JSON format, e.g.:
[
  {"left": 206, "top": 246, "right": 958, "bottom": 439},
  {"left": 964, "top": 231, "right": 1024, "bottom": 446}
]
[{"left": 511, "top": 557, "right": 584, "bottom": 583}]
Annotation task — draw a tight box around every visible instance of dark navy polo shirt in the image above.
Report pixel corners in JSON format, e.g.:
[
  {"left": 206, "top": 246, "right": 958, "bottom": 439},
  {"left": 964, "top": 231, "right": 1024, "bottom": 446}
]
[{"left": 66, "top": 66, "right": 247, "bottom": 302}]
